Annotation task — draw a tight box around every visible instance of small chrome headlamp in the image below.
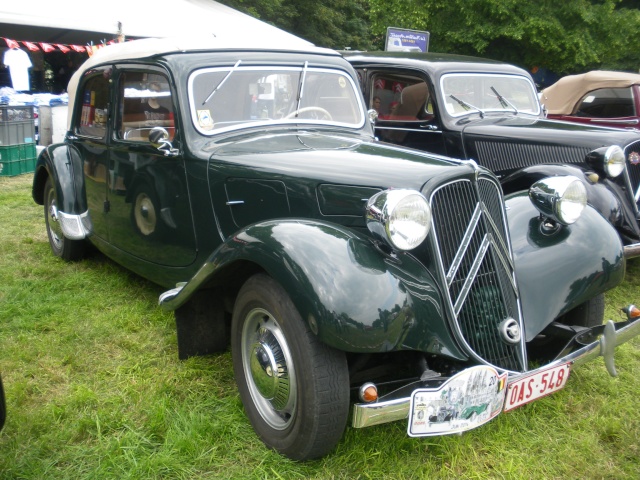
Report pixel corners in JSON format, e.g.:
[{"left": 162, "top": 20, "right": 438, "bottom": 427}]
[
  {"left": 585, "top": 145, "right": 625, "bottom": 178},
  {"left": 366, "top": 189, "right": 431, "bottom": 251},
  {"left": 529, "top": 175, "right": 587, "bottom": 225}
]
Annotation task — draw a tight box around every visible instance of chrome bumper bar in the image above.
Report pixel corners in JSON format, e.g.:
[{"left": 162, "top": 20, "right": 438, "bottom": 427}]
[
  {"left": 352, "top": 316, "right": 640, "bottom": 429},
  {"left": 624, "top": 242, "right": 640, "bottom": 259}
]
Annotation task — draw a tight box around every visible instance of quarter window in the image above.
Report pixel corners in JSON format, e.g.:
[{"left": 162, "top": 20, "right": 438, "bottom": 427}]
[{"left": 77, "top": 73, "right": 110, "bottom": 138}]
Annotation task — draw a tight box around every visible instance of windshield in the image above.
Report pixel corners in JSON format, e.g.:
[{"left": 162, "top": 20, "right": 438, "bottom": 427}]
[
  {"left": 188, "top": 66, "right": 364, "bottom": 135},
  {"left": 441, "top": 73, "right": 540, "bottom": 117}
]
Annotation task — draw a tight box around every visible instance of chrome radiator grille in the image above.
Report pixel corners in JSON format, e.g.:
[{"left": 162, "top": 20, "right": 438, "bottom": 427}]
[
  {"left": 429, "top": 177, "right": 526, "bottom": 372},
  {"left": 624, "top": 140, "right": 640, "bottom": 203}
]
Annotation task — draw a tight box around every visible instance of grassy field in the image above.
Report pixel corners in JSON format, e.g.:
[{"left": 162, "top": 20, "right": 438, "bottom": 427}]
[{"left": 0, "top": 173, "right": 639, "bottom": 479}]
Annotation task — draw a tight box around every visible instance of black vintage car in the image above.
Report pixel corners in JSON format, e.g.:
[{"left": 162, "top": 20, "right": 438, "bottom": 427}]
[
  {"left": 344, "top": 51, "right": 640, "bottom": 254},
  {"left": 32, "top": 37, "right": 640, "bottom": 460}
]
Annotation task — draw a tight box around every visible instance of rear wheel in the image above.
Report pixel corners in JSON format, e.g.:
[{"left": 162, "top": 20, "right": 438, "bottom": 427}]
[
  {"left": 231, "top": 274, "right": 349, "bottom": 460},
  {"left": 44, "top": 177, "right": 85, "bottom": 261},
  {"left": 557, "top": 294, "right": 605, "bottom": 328}
]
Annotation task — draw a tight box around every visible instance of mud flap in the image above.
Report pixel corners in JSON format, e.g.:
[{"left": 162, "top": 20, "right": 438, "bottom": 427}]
[{"left": 174, "top": 290, "right": 229, "bottom": 359}]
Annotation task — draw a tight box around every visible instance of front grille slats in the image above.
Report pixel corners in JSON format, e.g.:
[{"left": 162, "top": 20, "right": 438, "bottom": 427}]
[
  {"left": 625, "top": 140, "right": 640, "bottom": 202},
  {"left": 430, "top": 177, "right": 525, "bottom": 372},
  {"left": 474, "top": 141, "right": 590, "bottom": 172}
]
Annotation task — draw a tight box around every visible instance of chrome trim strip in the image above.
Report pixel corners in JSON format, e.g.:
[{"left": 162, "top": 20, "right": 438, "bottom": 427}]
[
  {"left": 593, "top": 119, "right": 639, "bottom": 125},
  {"left": 375, "top": 126, "right": 443, "bottom": 134},
  {"left": 351, "top": 316, "right": 640, "bottom": 429}
]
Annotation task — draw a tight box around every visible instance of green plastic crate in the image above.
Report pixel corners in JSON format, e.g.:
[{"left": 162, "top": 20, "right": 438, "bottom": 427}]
[{"left": 0, "top": 143, "right": 37, "bottom": 176}]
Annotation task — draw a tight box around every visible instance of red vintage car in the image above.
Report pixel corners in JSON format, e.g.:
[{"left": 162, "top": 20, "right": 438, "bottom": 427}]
[{"left": 540, "top": 70, "right": 640, "bottom": 130}]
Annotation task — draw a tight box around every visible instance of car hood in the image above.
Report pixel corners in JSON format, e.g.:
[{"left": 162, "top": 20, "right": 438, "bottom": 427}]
[
  {"left": 209, "top": 130, "right": 479, "bottom": 193},
  {"left": 457, "top": 115, "right": 640, "bottom": 174}
]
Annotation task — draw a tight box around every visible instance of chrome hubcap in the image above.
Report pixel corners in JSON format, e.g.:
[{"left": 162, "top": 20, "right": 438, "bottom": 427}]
[
  {"left": 46, "top": 191, "right": 63, "bottom": 249},
  {"left": 242, "top": 308, "right": 296, "bottom": 430}
]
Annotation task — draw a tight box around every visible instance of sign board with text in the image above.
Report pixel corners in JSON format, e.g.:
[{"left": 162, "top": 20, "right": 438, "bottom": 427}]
[{"left": 385, "top": 27, "right": 430, "bottom": 53}]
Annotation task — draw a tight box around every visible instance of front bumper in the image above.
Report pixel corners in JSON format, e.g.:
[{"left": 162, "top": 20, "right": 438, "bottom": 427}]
[
  {"left": 624, "top": 242, "right": 640, "bottom": 259},
  {"left": 352, "top": 315, "right": 640, "bottom": 429}
]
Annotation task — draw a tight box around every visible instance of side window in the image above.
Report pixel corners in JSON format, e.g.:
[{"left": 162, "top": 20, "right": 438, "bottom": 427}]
[
  {"left": 370, "top": 74, "right": 432, "bottom": 121},
  {"left": 77, "top": 73, "right": 110, "bottom": 138},
  {"left": 576, "top": 88, "right": 635, "bottom": 118},
  {"left": 117, "top": 71, "right": 175, "bottom": 141}
]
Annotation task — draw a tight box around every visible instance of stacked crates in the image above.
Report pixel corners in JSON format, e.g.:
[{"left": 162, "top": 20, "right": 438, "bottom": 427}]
[{"left": 0, "top": 105, "right": 37, "bottom": 177}]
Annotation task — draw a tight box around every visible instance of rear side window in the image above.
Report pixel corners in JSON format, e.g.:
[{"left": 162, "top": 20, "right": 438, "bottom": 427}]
[
  {"left": 575, "top": 88, "right": 636, "bottom": 118},
  {"left": 76, "top": 73, "right": 110, "bottom": 138},
  {"left": 369, "top": 74, "right": 433, "bottom": 121}
]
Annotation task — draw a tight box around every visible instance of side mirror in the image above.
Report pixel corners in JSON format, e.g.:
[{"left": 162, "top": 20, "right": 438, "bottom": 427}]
[
  {"left": 367, "top": 108, "right": 378, "bottom": 125},
  {"left": 149, "top": 127, "right": 178, "bottom": 157},
  {"left": 149, "top": 127, "right": 170, "bottom": 148}
]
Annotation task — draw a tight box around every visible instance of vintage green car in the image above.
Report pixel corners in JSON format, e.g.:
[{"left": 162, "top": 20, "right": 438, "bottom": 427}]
[{"left": 32, "top": 37, "right": 640, "bottom": 460}]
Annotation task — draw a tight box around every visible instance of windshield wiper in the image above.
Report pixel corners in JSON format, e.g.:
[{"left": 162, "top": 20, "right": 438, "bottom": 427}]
[
  {"left": 202, "top": 59, "right": 242, "bottom": 105},
  {"left": 292, "top": 61, "right": 309, "bottom": 117},
  {"left": 449, "top": 94, "right": 484, "bottom": 118},
  {"left": 490, "top": 86, "right": 518, "bottom": 114}
]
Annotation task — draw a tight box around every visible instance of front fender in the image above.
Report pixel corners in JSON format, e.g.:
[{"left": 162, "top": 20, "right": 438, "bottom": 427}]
[
  {"left": 501, "top": 164, "right": 640, "bottom": 242},
  {"left": 32, "top": 143, "right": 87, "bottom": 215},
  {"left": 505, "top": 191, "right": 625, "bottom": 341},
  {"left": 160, "top": 219, "right": 466, "bottom": 359}
]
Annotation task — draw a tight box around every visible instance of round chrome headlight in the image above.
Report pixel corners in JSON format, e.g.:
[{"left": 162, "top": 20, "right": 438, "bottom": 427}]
[
  {"left": 529, "top": 175, "right": 587, "bottom": 225},
  {"left": 366, "top": 189, "right": 431, "bottom": 251},
  {"left": 586, "top": 145, "right": 625, "bottom": 178}
]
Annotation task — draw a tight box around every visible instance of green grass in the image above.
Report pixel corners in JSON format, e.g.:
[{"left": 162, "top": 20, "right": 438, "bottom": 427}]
[{"left": 1, "top": 174, "right": 639, "bottom": 479}]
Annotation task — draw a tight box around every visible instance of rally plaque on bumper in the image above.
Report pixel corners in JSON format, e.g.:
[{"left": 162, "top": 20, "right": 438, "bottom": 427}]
[{"left": 408, "top": 366, "right": 508, "bottom": 437}]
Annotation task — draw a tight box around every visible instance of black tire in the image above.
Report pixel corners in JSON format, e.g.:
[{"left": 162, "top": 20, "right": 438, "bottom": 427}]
[
  {"left": 231, "top": 274, "right": 349, "bottom": 460},
  {"left": 44, "top": 177, "right": 85, "bottom": 261},
  {"left": 557, "top": 294, "right": 605, "bottom": 328}
]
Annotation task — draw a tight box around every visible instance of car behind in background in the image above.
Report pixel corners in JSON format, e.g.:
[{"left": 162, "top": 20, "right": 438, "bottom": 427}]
[{"left": 540, "top": 70, "right": 640, "bottom": 131}]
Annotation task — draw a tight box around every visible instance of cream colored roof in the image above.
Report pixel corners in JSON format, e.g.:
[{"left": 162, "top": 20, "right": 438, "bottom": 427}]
[
  {"left": 67, "top": 36, "right": 336, "bottom": 129},
  {"left": 540, "top": 70, "right": 640, "bottom": 115}
]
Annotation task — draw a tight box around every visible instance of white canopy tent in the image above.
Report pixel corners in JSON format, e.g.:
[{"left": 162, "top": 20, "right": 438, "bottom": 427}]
[{"left": 0, "top": 0, "right": 310, "bottom": 47}]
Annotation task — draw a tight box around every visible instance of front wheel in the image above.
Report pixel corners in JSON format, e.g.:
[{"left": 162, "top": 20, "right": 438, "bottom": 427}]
[
  {"left": 44, "top": 177, "right": 85, "bottom": 261},
  {"left": 231, "top": 274, "right": 349, "bottom": 460}
]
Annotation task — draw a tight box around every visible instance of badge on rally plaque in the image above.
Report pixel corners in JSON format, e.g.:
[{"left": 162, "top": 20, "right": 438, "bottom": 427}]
[{"left": 408, "top": 365, "right": 508, "bottom": 437}]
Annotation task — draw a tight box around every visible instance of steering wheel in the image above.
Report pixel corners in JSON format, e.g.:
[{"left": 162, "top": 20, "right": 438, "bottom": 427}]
[{"left": 285, "top": 106, "right": 332, "bottom": 120}]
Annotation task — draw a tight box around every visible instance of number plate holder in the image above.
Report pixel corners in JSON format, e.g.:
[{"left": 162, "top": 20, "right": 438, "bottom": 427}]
[{"left": 503, "top": 362, "right": 571, "bottom": 412}]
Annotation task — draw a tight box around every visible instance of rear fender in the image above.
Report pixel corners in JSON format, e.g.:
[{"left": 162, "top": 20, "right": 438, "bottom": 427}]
[
  {"left": 160, "top": 219, "right": 466, "bottom": 359},
  {"left": 505, "top": 191, "right": 625, "bottom": 341},
  {"left": 32, "top": 144, "right": 87, "bottom": 215}
]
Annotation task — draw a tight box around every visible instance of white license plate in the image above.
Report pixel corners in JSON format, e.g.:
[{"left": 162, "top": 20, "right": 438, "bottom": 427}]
[{"left": 503, "top": 362, "right": 571, "bottom": 412}]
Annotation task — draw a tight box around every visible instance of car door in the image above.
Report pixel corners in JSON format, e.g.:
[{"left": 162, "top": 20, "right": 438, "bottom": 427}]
[
  {"left": 73, "top": 66, "right": 111, "bottom": 243},
  {"left": 355, "top": 67, "right": 447, "bottom": 155},
  {"left": 107, "top": 66, "right": 197, "bottom": 266}
]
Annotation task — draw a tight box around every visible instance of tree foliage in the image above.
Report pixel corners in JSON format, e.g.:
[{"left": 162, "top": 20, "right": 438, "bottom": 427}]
[
  {"left": 218, "top": 0, "right": 639, "bottom": 74},
  {"left": 367, "top": 0, "right": 640, "bottom": 74},
  {"left": 221, "top": 0, "right": 373, "bottom": 50}
]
